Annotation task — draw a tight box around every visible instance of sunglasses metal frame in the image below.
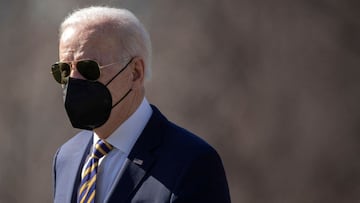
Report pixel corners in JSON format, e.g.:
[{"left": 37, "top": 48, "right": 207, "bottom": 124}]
[{"left": 51, "top": 59, "right": 131, "bottom": 85}]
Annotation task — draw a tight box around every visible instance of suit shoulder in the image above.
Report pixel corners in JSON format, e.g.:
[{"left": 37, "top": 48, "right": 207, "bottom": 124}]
[
  {"left": 148, "top": 106, "right": 215, "bottom": 152},
  {"left": 138, "top": 105, "right": 222, "bottom": 162},
  {"left": 55, "top": 130, "right": 92, "bottom": 159},
  {"left": 162, "top": 119, "right": 220, "bottom": 159},
  {"left": 53, "top": 130, "right": 92, "bottom": 175},
  {"left": 58, "top": 130, "right": 92, "bottom": 149}
]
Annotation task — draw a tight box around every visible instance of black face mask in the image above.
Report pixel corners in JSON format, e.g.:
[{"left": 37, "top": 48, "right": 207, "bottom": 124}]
[{"left": 64, "top": 61, "right": 132, "bottom": 130}]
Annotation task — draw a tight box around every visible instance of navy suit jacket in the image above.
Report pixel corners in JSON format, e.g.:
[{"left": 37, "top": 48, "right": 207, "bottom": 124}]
[{"left": 53, "top": 106, "right": 231, "bottom": 203}]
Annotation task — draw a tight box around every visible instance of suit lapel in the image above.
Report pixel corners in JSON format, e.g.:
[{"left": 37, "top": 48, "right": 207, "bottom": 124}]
[
  {"left": 105, "top": 151, "right": 156, "bottom": 203},
  {"left": 106, "top": 106, "right": 165, "bottom": 203},
  {"left": 57, "top": 131, "right": 93, "bottom": 203}
]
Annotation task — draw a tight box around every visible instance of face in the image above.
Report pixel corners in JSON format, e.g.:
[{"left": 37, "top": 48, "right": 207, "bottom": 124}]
[
  {"left": 59, "top": 25, "right": 134, "bottom": 105},
  {"left": 58, "top": 22, "right": 146, "bottom": 135}
]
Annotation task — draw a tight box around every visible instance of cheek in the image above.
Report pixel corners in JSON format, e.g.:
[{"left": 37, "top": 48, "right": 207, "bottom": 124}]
[
  {"left": 101, "top": 68, "right": 131, "bottom": 86},
  {"left": 107, "top": 76, "right": 132, "bottom": 101},
  {"left": 98, "top": 69, "right": 116, "bottom": 84}
]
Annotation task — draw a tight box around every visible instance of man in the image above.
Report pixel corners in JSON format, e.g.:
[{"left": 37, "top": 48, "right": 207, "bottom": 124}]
[{"left": 52, "top": 6, "right": 231, "bottom": 203}]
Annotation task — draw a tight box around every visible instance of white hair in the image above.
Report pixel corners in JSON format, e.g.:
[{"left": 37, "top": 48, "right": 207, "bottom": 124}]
[{"left": 59, "top": 6, "right": 152, "bottom": 79}]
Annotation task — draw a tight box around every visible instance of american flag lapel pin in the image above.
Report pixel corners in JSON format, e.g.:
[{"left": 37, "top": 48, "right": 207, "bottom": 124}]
[{"left": 133, "top": 158, "right": 143, "bottom": 166}]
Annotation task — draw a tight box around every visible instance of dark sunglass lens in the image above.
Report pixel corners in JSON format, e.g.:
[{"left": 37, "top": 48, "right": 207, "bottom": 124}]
[
  {"left": 59, "top": 63, "right": 71, "bottom": 77},
  {"left": 51, "top": 63, "right": 70, "bottom": 84},
  {"left": 77, "top": 60, "right": 100, "bottom": 81}
]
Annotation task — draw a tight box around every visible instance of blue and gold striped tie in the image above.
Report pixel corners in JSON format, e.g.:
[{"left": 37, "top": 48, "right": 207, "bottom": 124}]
[{"left": 78, "top": 139, "right": 113, "bottom": 203}]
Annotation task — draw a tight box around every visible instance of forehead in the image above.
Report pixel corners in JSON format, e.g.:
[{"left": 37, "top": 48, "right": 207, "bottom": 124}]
[{"left": 59, "top": 25, "right": 121, "bottom": 62}]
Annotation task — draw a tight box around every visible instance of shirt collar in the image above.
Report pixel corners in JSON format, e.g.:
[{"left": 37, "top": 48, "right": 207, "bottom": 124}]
[{"left": 94, "top": 97, "right": 152, "bottom": 155}]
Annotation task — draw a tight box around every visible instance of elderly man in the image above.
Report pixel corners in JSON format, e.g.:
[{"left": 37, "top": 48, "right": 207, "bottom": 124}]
[{"left": 51, "top": 6, "right": 231, "bottom": 203}]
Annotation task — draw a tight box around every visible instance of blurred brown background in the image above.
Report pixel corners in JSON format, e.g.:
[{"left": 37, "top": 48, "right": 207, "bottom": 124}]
[{"left": 1, "top": 0, "right": 360, "bottom": 202}]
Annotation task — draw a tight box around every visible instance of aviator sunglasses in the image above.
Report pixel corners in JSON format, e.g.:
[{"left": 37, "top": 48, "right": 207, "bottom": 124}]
[{"left": 51, "top": 58, "right": 133, "bottom": 84}]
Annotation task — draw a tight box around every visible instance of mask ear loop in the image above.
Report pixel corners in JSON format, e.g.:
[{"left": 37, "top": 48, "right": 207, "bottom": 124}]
[
  {"left": 105, "top": 57, "right": 134, "bottom": 86},
  {"left": 105, "top": 57, "right": 135, "bottom": 108},
  {"left": 112, "top": 88, "right": 132, "bottom": 108}
]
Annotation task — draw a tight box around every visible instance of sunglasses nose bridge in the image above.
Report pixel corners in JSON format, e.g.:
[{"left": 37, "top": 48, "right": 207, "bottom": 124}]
[
  {"left": 70, "top": 66, "right": 86, "bottom": 80},
  {"left": 69, "top": 61, "right": 79, "bottom": 72},
  {"left": 68, "top": 61, "right": 91, "bottom": 80}
]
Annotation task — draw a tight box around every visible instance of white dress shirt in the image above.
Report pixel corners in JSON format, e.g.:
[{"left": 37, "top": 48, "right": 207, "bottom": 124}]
[{"left": 81, "top": 97, "right": 152, "bottom": 203}]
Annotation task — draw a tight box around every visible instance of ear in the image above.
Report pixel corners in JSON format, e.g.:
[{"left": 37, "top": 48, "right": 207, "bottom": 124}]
[{"left": 131, "top": 57, "right": 145, "bottom": 87}]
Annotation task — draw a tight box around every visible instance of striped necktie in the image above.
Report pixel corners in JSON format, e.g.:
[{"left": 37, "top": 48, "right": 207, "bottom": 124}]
[{"left": 78, "top": 139, "right": 113, "bottom": 203}]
